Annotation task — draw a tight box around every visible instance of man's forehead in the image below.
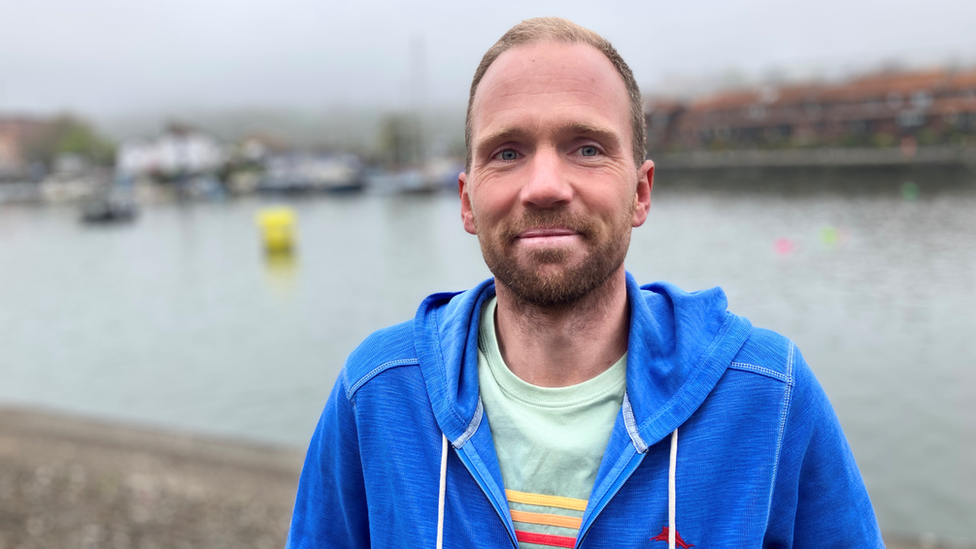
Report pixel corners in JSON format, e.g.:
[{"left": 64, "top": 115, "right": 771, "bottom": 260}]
[
  {"left": 474, "top": 40, "right": 623, "bottom": 103},
  {"left": 485, "top": 40, "right": 606, "bottom": 75},
  {"left": 469, "top": 40, "right": 631, "bottom": 146}
]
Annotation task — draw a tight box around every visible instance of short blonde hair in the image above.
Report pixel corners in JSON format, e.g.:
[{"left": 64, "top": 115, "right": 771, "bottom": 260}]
[{"left": 465, "top": 17, "right": 646, "bottom": 171}]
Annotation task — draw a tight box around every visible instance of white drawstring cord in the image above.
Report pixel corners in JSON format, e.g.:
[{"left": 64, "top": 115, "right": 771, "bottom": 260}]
[
  {"left": 436, "top": 433, "right": 448, "bottom": 549},
  {"left": 668, "top": 428, "right": 678, "bottom": 549}
]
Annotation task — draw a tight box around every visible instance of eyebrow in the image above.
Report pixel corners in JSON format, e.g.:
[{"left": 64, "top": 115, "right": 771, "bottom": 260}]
[
  {"left": 476, "top": 122, "right": 623, "bottom": 157},
  {"left": 560, "top": 123, "right": 622, "bottom": 150},
  {"left": 477, "top": 127, "right": 529, "bottom": 151}
]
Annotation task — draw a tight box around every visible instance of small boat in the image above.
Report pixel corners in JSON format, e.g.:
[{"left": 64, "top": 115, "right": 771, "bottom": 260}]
[
  {"left": 258, "top": 153, "right": 364, "bottom": 194},
  {"left": 81, "top": 199, "right": 137, "bottom": 224}
]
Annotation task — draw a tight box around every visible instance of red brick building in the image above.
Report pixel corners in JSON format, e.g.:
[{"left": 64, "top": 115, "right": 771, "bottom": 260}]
[
  {"left": 645, "top": 69, "right": 976, "bottom": 152},
  {"left": 0, "top": 117, "right": 48, "bottom": 177}
]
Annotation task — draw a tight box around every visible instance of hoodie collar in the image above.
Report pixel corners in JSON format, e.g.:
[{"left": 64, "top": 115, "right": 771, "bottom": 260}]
[
  {"left": 414, "top": 273, "right": 752, "bottom": 450},
  {"left": 414, "top": 280, "right": 495, "bottom": 445},
  {"left": 623, "top": 275, "right": 752, "bottom": 450}
]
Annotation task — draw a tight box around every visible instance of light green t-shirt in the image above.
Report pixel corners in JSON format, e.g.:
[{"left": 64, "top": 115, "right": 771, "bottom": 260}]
[{"left": 478, "top": 297, "right": 626, "bottom": 548}]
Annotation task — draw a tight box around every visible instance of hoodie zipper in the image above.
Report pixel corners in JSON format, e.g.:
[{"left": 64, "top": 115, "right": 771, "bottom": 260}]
[
  {"left": 454, "top": 444, "right": 520, "bottom": 549},
  {"left": 574, "top": 450, "right": 647, "bottom": 548}
]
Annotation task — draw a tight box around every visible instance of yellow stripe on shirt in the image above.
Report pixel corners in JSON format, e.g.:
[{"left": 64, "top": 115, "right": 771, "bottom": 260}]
[
  {"left": 510, "top": 509, "right": 583, "bottom": 530},
  {"left": 505, "top": 490, "right": 588, "bottom": 512}
]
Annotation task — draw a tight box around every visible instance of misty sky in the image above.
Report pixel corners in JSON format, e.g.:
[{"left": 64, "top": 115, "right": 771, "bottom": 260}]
[{"left": 2, "top": 0, "right": 975, "bottom": 118}]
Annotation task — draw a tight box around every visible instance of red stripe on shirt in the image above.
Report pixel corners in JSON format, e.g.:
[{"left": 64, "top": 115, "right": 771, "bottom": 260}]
[{"left": 515, "top": 530, "right": 577, "bottom": 548}]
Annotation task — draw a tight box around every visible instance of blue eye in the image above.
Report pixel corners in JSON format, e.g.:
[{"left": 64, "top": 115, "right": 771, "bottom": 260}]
[
  {"left": 498, "top": 149, "right": 518, "bottom": 161},
  {"left": 580, "top": 146, "right": 598, "bottom": 156}
]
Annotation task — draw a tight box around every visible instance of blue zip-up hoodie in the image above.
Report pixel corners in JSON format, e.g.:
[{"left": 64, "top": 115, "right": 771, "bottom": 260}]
[{"left": 288, "top": 274, "right": 883, "bottom": 548}]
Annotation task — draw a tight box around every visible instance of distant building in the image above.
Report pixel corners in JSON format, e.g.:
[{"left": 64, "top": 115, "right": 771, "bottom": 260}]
[
  {"left": 644, "top": 99, "right": 686, "bottom": 153},
  {"left": 645, "top": 68, "right": 976, "bottom": 152},
  {"left": 116, "top": 124, "right": 225, "bottom": 179},
  {"left": 0, "top": 116, "right": 48, "bottom": 179}
]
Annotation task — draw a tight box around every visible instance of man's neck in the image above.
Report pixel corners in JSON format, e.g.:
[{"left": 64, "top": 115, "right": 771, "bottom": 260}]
[{"left": 493, "top": 269, "right": 630, "bottom": 388}]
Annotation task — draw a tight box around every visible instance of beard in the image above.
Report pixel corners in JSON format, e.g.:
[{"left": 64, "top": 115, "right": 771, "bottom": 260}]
[{"left": 476, "top": 207, "right": 632, "bottom": 309}]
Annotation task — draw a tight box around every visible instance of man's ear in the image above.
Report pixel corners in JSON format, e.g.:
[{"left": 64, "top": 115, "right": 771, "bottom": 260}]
[
  {"left": 459, "top": 172, "right": 477, "bottom": 235},
  {"left": 632, "top": 160, "right": 654, "bottom": 227}
]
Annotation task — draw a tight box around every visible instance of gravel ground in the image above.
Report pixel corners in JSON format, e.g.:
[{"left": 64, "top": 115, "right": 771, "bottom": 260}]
[
  {"left": 0, "top": 406, "right": 304, "bottom": 549},
  {"left": 0, "top": 406, "right": 968, "bottom": 549}
]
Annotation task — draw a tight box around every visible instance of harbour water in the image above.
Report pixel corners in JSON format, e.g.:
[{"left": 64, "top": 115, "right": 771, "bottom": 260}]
[{"left": 1, "top": 172, "right": 974, "bottom": 540}]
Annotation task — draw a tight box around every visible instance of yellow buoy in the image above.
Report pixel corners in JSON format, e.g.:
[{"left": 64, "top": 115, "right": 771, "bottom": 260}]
[{"left": 256, "top": 207, "right": 297, "bottom": 254}]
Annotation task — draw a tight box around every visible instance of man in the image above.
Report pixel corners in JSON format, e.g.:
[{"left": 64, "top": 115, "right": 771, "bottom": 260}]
[{"left": 287, "top": 18, "right": 883, "bottom": 548}]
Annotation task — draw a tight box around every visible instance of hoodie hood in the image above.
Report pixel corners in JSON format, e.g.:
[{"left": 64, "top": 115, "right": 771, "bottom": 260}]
[{"left": 414, "top": 272, "right": 753, "bottom": 451}]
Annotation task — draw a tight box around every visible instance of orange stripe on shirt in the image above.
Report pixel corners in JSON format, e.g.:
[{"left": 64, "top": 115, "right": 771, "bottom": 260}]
[
  {"left": 510, "top": 509, "right": 583, "bottom": 530},
  {"left": 506, "top": 490, "right": 588, "bottom": 512}
]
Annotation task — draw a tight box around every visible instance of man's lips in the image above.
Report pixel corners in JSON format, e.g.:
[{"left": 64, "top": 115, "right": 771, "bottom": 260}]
[{"left": 517, "top": 227, "right": 579, "bottom": 239}]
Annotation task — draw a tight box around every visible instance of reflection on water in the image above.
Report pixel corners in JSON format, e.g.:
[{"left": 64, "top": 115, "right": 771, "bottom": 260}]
[
  {"left": 0, "top": 171, "right": 974, "bottom": 540},
  {"left": 263, "top": 251, "right": 299, "bottom": 295}
]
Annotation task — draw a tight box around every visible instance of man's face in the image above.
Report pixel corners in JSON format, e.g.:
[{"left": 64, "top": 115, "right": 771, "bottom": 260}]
[{"left": 460, "top": 41, "right": 653, "bottom": 307}]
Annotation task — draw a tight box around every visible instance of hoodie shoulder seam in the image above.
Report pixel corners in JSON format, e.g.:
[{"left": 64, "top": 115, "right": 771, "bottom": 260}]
[
  {"left": 345, "top": 358, "right": 419, "bottom": 400},
  {"left": 728, "top": 361, "right": 792, "bottom": 384}
]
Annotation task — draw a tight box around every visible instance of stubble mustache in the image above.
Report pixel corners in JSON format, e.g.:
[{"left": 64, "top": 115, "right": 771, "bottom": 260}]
[{"left": 496, "top": 209, "right": 598, "bottom": 245}]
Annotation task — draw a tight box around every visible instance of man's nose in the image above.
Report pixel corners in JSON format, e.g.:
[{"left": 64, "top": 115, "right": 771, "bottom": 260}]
[{"left": 520, "top": 148, "right": 573, "bottom": 209}]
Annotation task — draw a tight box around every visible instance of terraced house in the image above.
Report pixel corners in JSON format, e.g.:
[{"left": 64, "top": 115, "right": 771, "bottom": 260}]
[{"left": 645, "top": 68, "right": 976, "bottom": 152}]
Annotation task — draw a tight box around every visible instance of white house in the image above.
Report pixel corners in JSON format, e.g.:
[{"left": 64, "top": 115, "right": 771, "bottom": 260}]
[{"left": 116, "top": 125, "right": 225, "bottom": 178}]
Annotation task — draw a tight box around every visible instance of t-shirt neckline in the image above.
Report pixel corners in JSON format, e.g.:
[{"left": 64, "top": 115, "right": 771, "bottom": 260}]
[{"left": 478, "top": 297, "right": 627, "bottom": 410}]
